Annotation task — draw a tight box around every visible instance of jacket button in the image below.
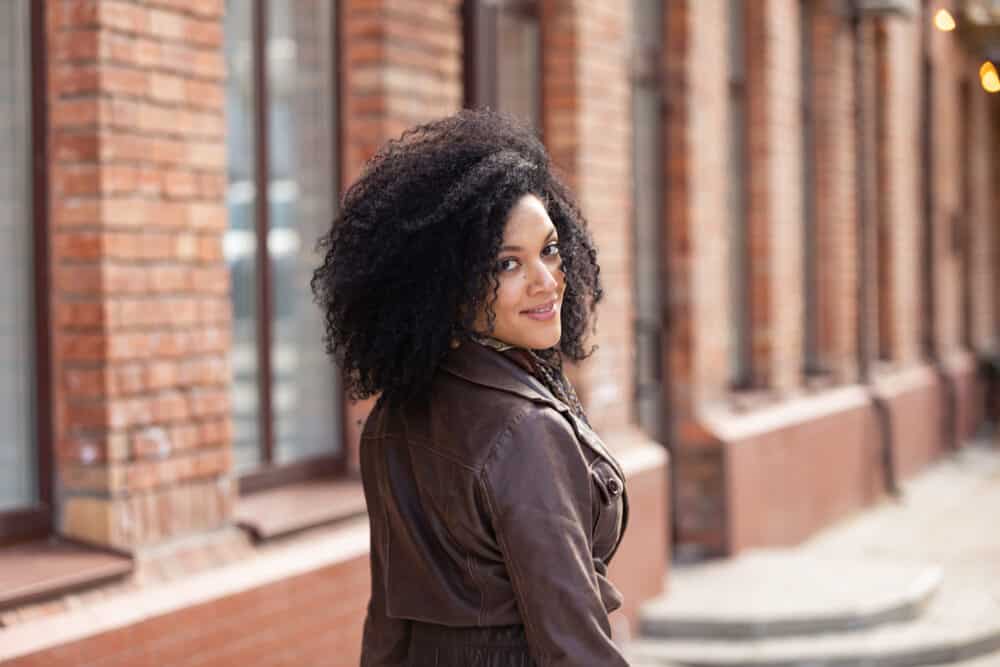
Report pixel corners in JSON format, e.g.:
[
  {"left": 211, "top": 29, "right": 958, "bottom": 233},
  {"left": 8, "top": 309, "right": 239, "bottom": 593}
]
[{"left": 606, "top": 477, "right": 622, "bottom": 496}]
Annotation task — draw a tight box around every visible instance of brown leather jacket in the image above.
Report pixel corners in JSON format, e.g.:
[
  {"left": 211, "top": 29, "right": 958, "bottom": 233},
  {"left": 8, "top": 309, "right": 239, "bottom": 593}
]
[{"left": 359, "top": 341, "right": 630, "bottom": 666}]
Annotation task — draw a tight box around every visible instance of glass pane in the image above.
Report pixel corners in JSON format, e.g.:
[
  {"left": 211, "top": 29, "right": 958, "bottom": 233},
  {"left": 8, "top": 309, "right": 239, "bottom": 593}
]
[
  {"left": 497, "top": 9, "right": 540, "bottom": 128},
  {"left": 728, "top": 0, "right": 750, "bottom": 385},
  {"left": 634, "top": 87, "right": 661, "bottom": 321},
  {"left": 632, "top": 0, "right": 663, "bottom": 440},
  {"left": 802, "top": 0, "right": 819, "bottom": 371},
  {"left": 0, "top": 0, "right": 37, "bottom": 511},
  {"left": 224, "top": 0, "right": 262, "bottom": 473},
  {"left": 267, "top": 0, "right": 341, "bottom": 465}
]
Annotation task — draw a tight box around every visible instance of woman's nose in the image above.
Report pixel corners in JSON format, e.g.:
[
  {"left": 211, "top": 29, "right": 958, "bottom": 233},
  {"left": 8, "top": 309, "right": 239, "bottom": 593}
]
[{"left": 528, "top": 260, "right": 559, "bottom": 293}]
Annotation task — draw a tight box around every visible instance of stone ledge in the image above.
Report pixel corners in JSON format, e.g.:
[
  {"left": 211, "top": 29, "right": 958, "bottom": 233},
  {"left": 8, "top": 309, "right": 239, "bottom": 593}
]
[
  {"left": 632, "top": 574, "right": 1000, "bottom": 666},
  {"left": 0, "top": 541, "right": 133, "bottom": 613},
  {"left": 234, "top": 478, "right": 367, "bottom": 541},
  {"left": 640, "top": 551, "right": 941, "bottom": 640}
]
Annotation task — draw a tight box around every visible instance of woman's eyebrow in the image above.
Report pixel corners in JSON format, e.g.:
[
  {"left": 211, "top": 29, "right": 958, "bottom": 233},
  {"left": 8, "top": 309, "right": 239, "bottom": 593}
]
[{"left": 499, "top": 228, "right": 557, "bottom": 252}]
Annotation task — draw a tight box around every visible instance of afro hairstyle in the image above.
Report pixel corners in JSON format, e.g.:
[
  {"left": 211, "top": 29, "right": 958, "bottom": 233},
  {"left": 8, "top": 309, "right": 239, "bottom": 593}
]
[{"left": 311, "top": 109, "right": 603, "bottom": 403}]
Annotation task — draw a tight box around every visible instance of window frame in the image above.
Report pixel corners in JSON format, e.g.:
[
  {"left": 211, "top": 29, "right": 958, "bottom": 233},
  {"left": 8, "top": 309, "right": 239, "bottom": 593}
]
[
  {"left": 462, "top": 0, "right": 542, "bottom": 129},
  {"left": 631, "top": 0, "right": 667, "bottom": 442},
  {"left": 728, "top": 0, "right": 754, "bottom": 390},
  {"left": 0, "top": 0, "right": 53, "bottom": 546},
  {"left": 801, "top": 0, "right": 825, "bottom": 376},
  {"left": 234, "top": 0, "right": 347, "bottom": 496},
  {"left": 957, "top": 76, "right": 973, "bottom": 350}
]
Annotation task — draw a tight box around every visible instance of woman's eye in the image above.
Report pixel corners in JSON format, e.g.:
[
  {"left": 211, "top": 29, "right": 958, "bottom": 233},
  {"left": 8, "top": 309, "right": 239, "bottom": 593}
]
[
  {"left": 542, "top": 243, "right": 560, "bottom": 257},
  {"left": 498, "top": 258, "right": 520, "bottom": 272}
]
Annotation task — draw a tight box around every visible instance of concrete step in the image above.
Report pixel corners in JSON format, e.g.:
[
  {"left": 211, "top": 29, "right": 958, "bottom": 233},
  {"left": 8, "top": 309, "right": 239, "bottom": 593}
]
[
  {"left": 640, "top": 551, "right": 942, "bottom": 639},
  {"left": 629, "top": 578, "right": 1000, "bottom": 667}
]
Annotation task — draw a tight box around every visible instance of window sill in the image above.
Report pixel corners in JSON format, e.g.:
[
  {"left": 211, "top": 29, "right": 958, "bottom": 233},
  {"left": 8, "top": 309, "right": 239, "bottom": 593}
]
[
  {"left": 0, "top": 540, "right": 133, "bottom": 614},
  {"left": 728, "top": 387, "right": 780, "bottom": 413},
  {"left": 804, "top": 371, "right": 838, "bottom": 392},
  {"left": 235, "top": 478, "right": 367, "bottom": 541}
]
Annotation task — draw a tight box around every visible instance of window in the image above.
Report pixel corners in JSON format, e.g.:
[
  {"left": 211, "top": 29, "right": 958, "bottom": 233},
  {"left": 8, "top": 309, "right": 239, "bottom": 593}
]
[
  {"left": 463, "top": 0, "right": 541, "bottom": 128},
  {"left": 919, "top": 1, "right": 936, "bottom": 359},
  {"left": 873, "top": 21, "right": 894, "bottom": 364},
  {"left": 728, "top": 0, "right": 752, "bottom": 388},
  {"left": 801, "top": 0, "right": 822, "bottom": 375},
  {"left": 632, "top": 0, "right": 665, "bottom": 439},
  {"left": 0, "top": 0, "right": 51, "bottom": 544},
  {"left": 224, "top": 0, "right": 342, "bottom": 493},
  {"left": 958, "top": 77, "right": 973, "bottom": 349}
]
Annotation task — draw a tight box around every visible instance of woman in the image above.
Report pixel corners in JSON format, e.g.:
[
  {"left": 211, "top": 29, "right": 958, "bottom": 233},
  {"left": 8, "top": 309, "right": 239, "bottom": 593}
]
[{"left": 312, "top": 109, "right": 630, "bottom": 666}]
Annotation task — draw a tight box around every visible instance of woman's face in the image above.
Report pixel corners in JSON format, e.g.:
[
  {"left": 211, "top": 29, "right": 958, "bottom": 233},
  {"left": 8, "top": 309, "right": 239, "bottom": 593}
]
[{"left": 475, "top": 194, "right": 565, "bottom": 350}]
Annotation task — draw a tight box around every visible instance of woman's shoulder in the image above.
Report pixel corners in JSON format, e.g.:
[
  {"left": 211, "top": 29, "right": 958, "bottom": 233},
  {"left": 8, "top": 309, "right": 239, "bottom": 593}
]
[{"left": 427, "top": 369, "right": 561, "bottom": 463}]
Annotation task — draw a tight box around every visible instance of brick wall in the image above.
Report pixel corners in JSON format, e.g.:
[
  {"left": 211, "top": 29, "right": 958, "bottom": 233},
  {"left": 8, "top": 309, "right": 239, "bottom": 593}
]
[
  {"left": 341, "top": 0, "right": 462, "bottom": 178},
  {"left": 47, "top": 0, "right": 234, "bottom": 550},
  {"left": 666, "top": 0, "right": 999, "bottom": 554}
]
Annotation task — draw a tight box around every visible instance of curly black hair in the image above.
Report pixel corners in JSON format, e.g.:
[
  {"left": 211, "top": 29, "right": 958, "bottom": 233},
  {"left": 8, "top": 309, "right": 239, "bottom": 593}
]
[{"left": 311, "top": 109, "right": 603, "bottom": 402}]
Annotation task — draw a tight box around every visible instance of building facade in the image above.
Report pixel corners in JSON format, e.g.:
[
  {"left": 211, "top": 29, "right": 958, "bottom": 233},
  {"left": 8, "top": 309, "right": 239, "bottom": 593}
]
[{"left": 0, "top": 0, "right": 996, "bottom": 665}]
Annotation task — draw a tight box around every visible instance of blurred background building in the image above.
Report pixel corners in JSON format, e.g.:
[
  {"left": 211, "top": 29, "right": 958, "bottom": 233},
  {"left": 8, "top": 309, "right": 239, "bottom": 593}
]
[{"left": 0, "top": 0, "right": 997, "bottom": 664}]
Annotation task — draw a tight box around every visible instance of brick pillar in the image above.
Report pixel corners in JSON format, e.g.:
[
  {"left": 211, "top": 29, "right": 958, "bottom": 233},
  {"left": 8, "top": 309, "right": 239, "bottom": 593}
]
[
  {"left": 871, "top": 17, "right": 922, "bottom": 366},
  {"left": 744, "top": 0, "right": 805, "bottom": 393},
  {"left": 541, "top": 0, "right": 635, "bottom": 435},
  {"left": 812, "top": 6, "right": 860, "bottom": 383},
  {"left": 47, "top": 0, "right": 234, "bottom": 550},
  {"left": 340, "top": 0, "right": 463, "bottom": 468},
  {"left": 927, "top": 18, "right": 965, "bottom": 354},
  {"left": 663, "top": 0, "right": 733, "bottom": 554}
]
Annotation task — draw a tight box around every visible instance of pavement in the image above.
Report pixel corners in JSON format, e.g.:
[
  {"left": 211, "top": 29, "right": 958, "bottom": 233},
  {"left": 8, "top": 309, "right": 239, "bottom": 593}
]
[{"left": 627, "top": 434, "right": 1000, "bottom": 667}]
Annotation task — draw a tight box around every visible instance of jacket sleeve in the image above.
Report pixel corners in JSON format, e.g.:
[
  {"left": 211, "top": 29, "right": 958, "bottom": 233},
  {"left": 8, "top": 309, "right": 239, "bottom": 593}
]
[{"left": 480, "top": 407, "right": 629, "bottom": 667}]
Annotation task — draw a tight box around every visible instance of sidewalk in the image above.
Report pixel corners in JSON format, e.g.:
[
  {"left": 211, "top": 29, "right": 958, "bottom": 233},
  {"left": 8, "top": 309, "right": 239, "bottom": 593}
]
[{"left": 629, "top": 436, "right": 1000, "bottom": 666}]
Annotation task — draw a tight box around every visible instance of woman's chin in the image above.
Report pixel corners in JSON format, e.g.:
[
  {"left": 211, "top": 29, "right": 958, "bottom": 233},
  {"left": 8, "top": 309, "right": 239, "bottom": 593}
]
[{"left": 528, "top": 325, "right": 562, "bottom": 351}]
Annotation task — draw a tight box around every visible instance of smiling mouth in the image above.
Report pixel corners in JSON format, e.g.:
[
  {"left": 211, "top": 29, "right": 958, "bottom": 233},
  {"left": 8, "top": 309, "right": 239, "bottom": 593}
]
[{"left": 521, "top": 301, "right": 558, "bottom": 317}]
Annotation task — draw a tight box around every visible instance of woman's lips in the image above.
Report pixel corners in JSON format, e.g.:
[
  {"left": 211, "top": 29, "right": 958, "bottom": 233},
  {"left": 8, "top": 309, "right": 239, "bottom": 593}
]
[{"left": 521, "top": 300, "right": 558, "bottom": 321}]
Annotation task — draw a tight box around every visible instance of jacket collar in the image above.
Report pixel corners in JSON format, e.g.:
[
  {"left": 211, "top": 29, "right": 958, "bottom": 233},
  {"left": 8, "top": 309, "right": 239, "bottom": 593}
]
[
  {"left": 439, "top": 341, "right": 564, "bottom": 411},
  {"left": 439, "top": 342, "right": 624, "bottom": 478}
]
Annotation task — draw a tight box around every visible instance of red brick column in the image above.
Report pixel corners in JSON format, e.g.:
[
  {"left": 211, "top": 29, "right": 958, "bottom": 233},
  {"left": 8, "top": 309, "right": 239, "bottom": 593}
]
[
  {"left": 873, "top": 17, "right": 923, "bottom": 366},
  {"left": 339, "top": 0, "right": 463, "bottom": 469},
  {"left": 744, "top": 0, "right": 806, "bottom": 393},
  {"left": 662, "top": 0, "right": 735, "bottom": 554},
  {"left": 541, "top": 0, "right": 635, "bottom": 434},
  {"left": 665, "top": 0, "right": 731, "bottom": 412},
  {"left": 927, "top": 11, "right": 966, "bottom": 355},
  {"left": 47, "top": 0, "right": 233, "bottom": 550},
  {"left": 812, "top": 6, "right": 860, "bottom": 382}
]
